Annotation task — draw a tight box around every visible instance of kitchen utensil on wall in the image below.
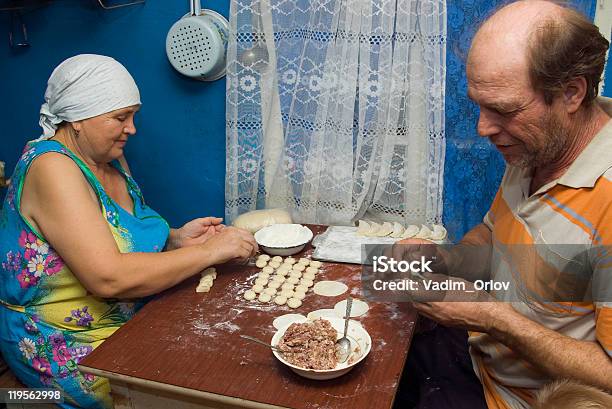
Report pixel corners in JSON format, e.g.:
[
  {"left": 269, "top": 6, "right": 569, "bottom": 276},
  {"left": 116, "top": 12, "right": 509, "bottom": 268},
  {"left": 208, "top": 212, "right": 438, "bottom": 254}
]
[
  {"left": 165, "top": 0, "right": 229, "bottom": 81},
  {"left": 8, "top": 10, "right": 29, "bottom": 48}
]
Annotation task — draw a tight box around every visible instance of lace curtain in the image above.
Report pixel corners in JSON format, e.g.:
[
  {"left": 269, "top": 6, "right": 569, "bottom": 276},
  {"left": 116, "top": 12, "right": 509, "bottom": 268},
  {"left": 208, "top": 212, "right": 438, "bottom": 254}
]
[{"left": 226, "top": 0, "right": 447, "bottom": 227}]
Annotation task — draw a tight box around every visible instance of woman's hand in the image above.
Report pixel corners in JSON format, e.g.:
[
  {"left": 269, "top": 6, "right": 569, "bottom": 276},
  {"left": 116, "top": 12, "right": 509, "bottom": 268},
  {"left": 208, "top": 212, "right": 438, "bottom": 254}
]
[
  {"left": 202, "top": 227, "right": 258, "bottom": 264},
  {"left": 168, "top": 217, "right": 224, "bottom": 249}
]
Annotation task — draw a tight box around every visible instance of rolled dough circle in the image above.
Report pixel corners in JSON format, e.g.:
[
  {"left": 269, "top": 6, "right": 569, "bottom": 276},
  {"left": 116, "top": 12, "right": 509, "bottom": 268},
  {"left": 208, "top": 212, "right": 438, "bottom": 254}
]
[
  {"left": 334, "top": 298, "right": 369, "bottom": 317},
  {"left": 313, "top": 281, "right": 348, "bottom": 297},
  {"left": 272, "top": 313, "right": 306, "bottom": 330},
  {"left": 252, "top": 284, "right": 264, "bottom": 293},
  {"left": 306, "top": 309, "right": 337, "bottom": 321},
  {"left": 310, "top": 260, "right": 322, "bottom": 268}
]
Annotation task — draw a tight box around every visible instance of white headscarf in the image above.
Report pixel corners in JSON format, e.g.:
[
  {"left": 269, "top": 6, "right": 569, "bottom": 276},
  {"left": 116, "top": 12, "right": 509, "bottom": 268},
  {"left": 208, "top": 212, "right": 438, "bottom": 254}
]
[{"left": 37, "top": 54, "right": 141, "bottom": 141}]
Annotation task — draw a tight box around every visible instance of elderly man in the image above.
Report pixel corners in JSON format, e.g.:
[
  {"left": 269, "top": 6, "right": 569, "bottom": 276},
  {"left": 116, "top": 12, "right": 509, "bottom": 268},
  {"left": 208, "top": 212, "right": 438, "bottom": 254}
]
[{"left": 398, "top": 1, "right": 612, "bottom": 408}]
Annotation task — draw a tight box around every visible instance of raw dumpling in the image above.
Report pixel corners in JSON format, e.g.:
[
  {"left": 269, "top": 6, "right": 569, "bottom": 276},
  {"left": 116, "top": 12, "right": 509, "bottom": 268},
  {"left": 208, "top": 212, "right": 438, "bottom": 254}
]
[
  {"left": 415, "top": 225, "right": 433, "bottom": 239},
  {"left": 366, "top": 222, "right": 381, "bottom": 236},
  {"left": 389, "top": 222, "right": 405, "bottom": 238},
  {"left": 376, "top": 222, "right": 394, "bottom": 237},
  {"left": 431, "top": 224, "right": 448, "bottom": 241},
  {"left": 401, "top": 224, "right": 419, "bottom": 239},
  {"left": 356, "top": 220, "right": 370, "bottom": 236}
]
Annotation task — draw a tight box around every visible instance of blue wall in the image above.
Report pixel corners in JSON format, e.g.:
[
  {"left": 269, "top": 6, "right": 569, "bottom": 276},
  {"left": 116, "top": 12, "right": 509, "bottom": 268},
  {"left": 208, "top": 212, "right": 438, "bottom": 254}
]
[
  {"left": 0, "top": 0, "right": 229, "bottom": 228},
  {"left": 0, "top": 0, "right": 609, "bottom": 238}
]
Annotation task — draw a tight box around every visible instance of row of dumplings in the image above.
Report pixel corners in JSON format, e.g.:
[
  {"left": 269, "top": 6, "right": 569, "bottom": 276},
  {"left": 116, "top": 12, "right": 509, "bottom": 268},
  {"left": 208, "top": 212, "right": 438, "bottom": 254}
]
[{"left": 356, "top": 220, "right": 447, "bottom": 241}]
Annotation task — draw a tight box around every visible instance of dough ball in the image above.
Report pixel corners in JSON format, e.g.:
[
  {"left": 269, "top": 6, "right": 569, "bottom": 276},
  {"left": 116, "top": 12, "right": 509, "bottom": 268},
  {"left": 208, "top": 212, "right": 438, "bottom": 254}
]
[
  {"left": 293, "top": 291, "right": 306, "bottom": 301},
  {"left": 276, "top": 269, "right": 289, "bottom": 277},
  {"left": 272, "top": 256, "right": 283, "bottom": 263},
  {"left": 264, "top": 287, "right": 277, "bottom": 296},
  {"left": 243, "top": 290, "right": 256, "bottom": 300},
  {"left": 252, "top": 284, "right": 264, "bottom": 293},
  {"left": 310, "top": 260, "right": 322, "bottom": 268},
  {"left": 268, "top": 281, "right": 281, "bottom": 290},
  {"left": 289, "top": 271, "right": 302, "bottom": 279},
  {"left": 305, "top": 266, "right": 319, "bottom": 275},
  {"left": 272, "top": 275, "right": 285, "bottom": 283},
  {"left": 280, "top": 290, "right": 295, "bottom": 299},
  {"left": 254, "top": 277, "right": 268, "bottom": 286},
  {"left": 284, "top": 257, "right": 296, "bottom": 265},
  {"left": 232, "top": 208, "right": 292, "bottom": 233},
  {"left": 257, "top": 254, "right": 271, "bottom": 262},
  {"left": 294, "top": 284, "right": 309, "bottom": 293},
  {"left": 262, "top": 266, "right": 274, "bottom": 274},
  {"left": 255, "top": 259, "right": 268, "bottom": 268},
  {"left": 281, "top": 282, "right": 295, "bottom": 291},
  {"left": 303, "top": 272, "right": 315, "bottom": 281},
  {"left": 287, "top": 277, "right": 299, "bottom": 285},
  {"left": 269, "top": 261, "right": 281, "bottom": 269},
  {"left": 258, "top": 293, "right": 272, "bottom": 303},
  {"left": 298, "top": 258, "right": 310, "bottom": 266},
  {"left": 274, "top": 295, "right": 287, "bottom": 306},
  {"left": 287, "top": 298, "right": 302, "bottom": 309},
  {"left": 258, "top": 272, "right": 270, "bottom": 280},
  {"left": 300, "top": 279, "right": 314, "bottom": 288},
  {"left": 292, "top": 264, "right": 305, "bottom": 272}
]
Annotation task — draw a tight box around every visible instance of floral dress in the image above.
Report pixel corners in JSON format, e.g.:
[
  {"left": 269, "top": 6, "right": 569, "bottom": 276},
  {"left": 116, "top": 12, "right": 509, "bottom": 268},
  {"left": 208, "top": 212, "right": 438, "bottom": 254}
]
[{"left": 0, "top": 140, "right": 170, "bottom": 408}]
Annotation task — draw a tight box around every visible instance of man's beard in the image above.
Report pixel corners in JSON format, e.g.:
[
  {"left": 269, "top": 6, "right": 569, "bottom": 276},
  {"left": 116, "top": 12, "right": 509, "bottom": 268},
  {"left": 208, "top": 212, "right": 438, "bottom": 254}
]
[{"left": 509, "top": 110, "right": 571, "bottom": 169}]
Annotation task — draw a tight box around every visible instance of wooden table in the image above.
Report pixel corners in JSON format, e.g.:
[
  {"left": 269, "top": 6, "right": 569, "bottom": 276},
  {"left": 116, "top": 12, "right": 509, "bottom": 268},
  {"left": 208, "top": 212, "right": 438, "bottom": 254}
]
[{"left": 79, "top": 225, "right": 418, "bottom": 409}]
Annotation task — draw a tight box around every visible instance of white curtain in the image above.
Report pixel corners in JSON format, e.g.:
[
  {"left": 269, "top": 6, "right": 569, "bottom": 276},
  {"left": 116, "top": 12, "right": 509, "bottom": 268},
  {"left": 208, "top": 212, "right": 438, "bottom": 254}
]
[{"left": 226, "top": 0, "right": 446, "bottom": 227}]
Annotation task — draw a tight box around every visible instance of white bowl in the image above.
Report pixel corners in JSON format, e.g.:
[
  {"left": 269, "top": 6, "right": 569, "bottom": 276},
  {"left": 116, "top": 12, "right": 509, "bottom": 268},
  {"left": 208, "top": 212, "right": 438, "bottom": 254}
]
[
  {"left": 254, "top": 224, "right": 313, "bottom": 256},
  {"left": 271, "top": 317, "right": 371, "bottom": 380}
]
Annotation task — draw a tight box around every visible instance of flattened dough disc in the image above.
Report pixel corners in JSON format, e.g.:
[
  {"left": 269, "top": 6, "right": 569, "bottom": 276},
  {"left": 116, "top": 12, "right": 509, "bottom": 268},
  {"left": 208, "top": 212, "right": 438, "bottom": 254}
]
[
  {"left": 272, "top": 314, "right": 307, "bottom": 330},
  {"left": 334, "top": 299, "right": 369, "bottom": 317},
  {"left": 313, "top": 281, "right": 348, "bottom": 297}
]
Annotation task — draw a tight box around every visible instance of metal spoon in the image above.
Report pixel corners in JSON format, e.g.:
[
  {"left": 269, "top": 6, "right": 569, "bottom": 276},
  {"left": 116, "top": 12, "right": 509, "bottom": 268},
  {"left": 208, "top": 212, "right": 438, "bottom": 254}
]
[
  {"left": 240, "top": 334, "right": 282, "bottom": 352},
  {"left": 336, "top": 297, "right": 353, "bottom": 363}
]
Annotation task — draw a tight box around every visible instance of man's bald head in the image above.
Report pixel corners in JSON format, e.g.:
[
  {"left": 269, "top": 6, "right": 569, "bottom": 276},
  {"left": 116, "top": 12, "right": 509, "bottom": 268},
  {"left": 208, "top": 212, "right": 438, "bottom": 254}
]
[{"left": 469, "top": 0, "right": 608, "bottom": 107}]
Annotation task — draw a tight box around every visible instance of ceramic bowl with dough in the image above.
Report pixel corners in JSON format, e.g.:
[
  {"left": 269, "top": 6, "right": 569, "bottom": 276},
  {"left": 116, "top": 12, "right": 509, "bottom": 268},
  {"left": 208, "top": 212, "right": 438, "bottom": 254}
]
[
  {"left": 254, "top": 224, "right": 314, "bottom": 256},
  {"left": 271, "top": 317, "right": 372, "bottom": 380}
]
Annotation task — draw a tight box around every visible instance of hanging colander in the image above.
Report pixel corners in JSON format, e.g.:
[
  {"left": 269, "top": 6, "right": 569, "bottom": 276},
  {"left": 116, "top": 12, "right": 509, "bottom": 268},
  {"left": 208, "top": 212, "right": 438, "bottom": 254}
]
[{"left": 165, "top": 0, "right": 229, "bottom": 81}]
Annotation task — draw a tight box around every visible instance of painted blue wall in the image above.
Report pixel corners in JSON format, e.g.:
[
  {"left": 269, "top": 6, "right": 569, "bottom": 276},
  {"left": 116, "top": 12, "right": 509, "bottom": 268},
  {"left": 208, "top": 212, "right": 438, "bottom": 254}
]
[
  {"left": 0, "top": 0, "right": 229, "bottom": 228},
  {"left": 0, "top": 0, "right": 609, "bottom": 238}
]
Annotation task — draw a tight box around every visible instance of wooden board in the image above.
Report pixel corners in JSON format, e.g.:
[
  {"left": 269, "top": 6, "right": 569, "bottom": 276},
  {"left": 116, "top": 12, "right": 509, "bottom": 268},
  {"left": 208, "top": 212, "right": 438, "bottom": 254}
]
[{"left": 80, "top": 225, "right": 417, "bottom": 409}]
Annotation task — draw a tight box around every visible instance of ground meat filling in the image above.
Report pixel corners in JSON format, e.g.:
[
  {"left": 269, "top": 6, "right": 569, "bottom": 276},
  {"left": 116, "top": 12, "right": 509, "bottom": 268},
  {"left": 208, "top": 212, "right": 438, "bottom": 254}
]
[{"left": 277, "top": 319, "right": 339, "bottom": 370}]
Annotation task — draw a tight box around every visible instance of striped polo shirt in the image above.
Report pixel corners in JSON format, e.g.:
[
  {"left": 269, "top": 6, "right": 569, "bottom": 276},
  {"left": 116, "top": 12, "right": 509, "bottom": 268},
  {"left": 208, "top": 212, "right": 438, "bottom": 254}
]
[{"left": 469, "top": 97, "right": 612, "bottom": 409}]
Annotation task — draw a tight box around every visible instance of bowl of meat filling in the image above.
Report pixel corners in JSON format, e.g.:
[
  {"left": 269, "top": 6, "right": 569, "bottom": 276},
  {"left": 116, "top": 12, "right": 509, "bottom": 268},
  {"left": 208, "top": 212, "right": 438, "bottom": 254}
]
[{"left": 271, "top": 317, "right": 371, "bottom": 380}]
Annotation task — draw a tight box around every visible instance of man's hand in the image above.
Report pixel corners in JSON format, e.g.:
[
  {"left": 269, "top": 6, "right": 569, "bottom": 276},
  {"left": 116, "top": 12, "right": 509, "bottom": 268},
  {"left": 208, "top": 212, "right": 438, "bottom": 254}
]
[{"left": 170, "top": 217, "right": 225, "bottom": 249}]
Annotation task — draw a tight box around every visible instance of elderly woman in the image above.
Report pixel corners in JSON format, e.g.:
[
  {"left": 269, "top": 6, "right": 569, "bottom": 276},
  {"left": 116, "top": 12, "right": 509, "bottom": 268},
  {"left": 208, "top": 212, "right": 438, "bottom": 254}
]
[{"left": 0, "top": 54, "right": 257, "bottom": 408}]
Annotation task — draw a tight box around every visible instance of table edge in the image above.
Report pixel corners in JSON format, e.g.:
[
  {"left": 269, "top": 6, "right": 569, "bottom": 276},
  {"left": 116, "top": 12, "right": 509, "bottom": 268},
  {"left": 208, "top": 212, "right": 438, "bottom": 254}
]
[{"left": 78, "top": 364, "right": 290, "bottom": 409}]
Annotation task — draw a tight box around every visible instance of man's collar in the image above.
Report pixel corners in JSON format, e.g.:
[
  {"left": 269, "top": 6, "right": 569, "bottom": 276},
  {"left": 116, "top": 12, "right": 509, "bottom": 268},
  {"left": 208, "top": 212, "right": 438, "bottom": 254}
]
[{"left": 558, "top": 97, "right": 612, "bottom": 189}]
